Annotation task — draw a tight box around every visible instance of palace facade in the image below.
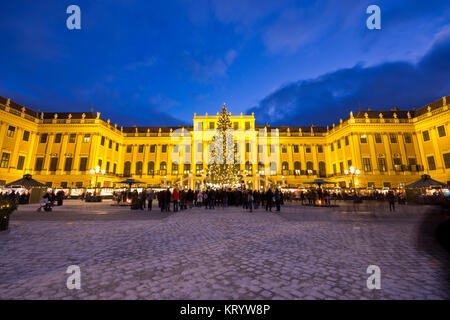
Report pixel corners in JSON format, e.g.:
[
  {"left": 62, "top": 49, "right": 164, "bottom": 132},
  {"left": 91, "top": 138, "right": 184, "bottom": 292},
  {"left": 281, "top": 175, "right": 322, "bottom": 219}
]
[{"left": 0, "top": 95, "right": 449, "bottom": 190}]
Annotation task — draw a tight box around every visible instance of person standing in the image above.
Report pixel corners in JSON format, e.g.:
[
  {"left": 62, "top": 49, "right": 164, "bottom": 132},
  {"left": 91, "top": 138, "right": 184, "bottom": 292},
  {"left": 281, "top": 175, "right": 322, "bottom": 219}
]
[
  {"left": 275, "top": 189, "right": 281, "bottom": 211},
  {"left": 173, "top": 187, "right": 179, "bottom": 212},
  {"left": 266, "top": 188, "right": 273, "bottom": 212},
  {"left": 147, "top": 189, "right": 153, "bottom": 211},
  {"left": 165, "top": 188, "right": 172, "bottom": 212},
  {"left": 387, "top": 190, "right": 396, "bottom": 212},
  {"left": 140, "top": 189, "right": 147, "bottom": 210}
]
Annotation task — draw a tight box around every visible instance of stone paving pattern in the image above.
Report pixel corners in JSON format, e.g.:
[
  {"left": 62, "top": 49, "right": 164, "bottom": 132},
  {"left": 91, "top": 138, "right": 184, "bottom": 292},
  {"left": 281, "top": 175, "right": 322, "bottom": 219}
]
[{"left": 0, "top": 200, "right": 449, "bottom": 300}]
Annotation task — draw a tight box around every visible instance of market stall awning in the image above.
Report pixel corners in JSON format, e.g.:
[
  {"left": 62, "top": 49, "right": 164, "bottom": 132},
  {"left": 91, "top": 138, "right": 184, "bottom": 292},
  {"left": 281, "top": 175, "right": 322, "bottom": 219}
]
[
  {"left": 5, "top": 174, "right": 47, "bottom": 188},
  {"left": 304, "top": 179, "right": 334, "bottom": 186},
  {"left": 405, "top": 174, "right": 446, "bottom": 188},
  {"left": 117, "top": 179, "right": 145, "bottom": 188}
]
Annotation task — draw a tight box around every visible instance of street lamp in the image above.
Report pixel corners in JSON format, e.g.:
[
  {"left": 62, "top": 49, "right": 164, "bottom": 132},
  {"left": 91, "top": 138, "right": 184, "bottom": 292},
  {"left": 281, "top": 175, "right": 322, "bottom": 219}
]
[
  {"left": 344, "top": 166, "right": 360, "bottom": 194},
  {"left": 90, "top": 166, "right": 105, "bottom": 196}
]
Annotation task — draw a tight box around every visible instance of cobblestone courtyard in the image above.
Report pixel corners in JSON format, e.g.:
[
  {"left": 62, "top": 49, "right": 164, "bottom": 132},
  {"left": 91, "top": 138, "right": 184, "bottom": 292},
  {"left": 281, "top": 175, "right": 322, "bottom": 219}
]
[{"left": 0, "top": 200, "right": 449, "bottom": 300}]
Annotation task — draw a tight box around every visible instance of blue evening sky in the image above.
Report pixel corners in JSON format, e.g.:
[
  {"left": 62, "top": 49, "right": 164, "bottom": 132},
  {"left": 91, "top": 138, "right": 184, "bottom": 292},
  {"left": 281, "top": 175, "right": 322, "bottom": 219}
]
[{"left": 0, "top": 0, "right": 449, "bottom": 126}]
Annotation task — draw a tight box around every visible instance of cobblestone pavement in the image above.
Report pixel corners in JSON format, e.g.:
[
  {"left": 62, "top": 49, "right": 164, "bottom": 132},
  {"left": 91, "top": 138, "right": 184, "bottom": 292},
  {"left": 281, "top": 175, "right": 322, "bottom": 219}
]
[{"left": 0, "top": 200, "right": 449, "bottom": 300}]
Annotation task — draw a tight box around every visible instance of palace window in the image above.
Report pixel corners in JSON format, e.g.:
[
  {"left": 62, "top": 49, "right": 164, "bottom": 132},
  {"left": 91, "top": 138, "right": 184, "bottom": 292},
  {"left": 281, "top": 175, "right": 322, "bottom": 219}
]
[
  {"left": 40, "top": 133, "right": 48, "bottom": 143},
  {"left": 317, "top": 145, "right": 323, "bottom": 153},
  {"left": 160, "top": 162, "right": 167, "bottom": 175},
  {"left": 378, "top": 158, "right": 387, "bottom": 172},
  {"left": 438, "top": 125, "right": 446, "bottom": 137},
  {"left": 330, "top": 143, "right": 334, "bottom": 152},
  {"left": 136, "top": 162, "right": 143, "bottom": 175},
  {"left": 100, "top": 136, "right": 105, "bottom": 146},
  {"left": 270, "top": 162, "right": 277, "bottom": 175},
  {"left": 183, "top": 163, "right": 191, "bottom": 174},
  {"left": 123, "top": 161, "right": 131, "bottom": 177},
  {"left": 126, "top": 145, "right": 132, "bottom": 153},
  {"left": 0, "top": 153, "right": 10, "bottom": 168},
  {"left": 408, "top": 158, "right": 417, "bottom": 166},
  {"left": 319, "top": 161, "right": 326, "bottom": 177},
  {"left": 245, "top": 122, "right": 250, "bottom": 130},
  {"left": 389, "top": 133, "right": 398, "bottom": 143},
  {"left": 35, "top": 157, "right": 44, "bottom": 171},
  {"left": 138, "top": 145, "right": 144, "bottom": 153},
  {"left": 333, "top": 163, "right": 337, "bottom": 175},
  {"left": 306, "top": 162, "right": 314, "bottom": 173},
  {"left": 106, "top": 162, "right": 110, "bottom": 173},
  {"left": 98, "top": 159, "right": 102, "bottom": 168},
  {"left": 258, "top": 145, "right": 263, "bottom": 153},
  {"left": 422, "top": 130, "right": 430, "bottom": 141},
  {"left": 258, "top": 162, "right": 265, "bottom": 175},
  {"left": 443, "top": 153, "right": 450, "bottom": 169},
  {"left": 246, "top": 143, "right": 251, "bottom": 153},
  {"left": 197, "top": 143, "right": 202, "bottom": 152},
  {"left": 75, "top": 182, "right": 83, "bottom": 188},
  {"left": 172, "top": 163, "right": 179, "bottom": 175},
  {"left": 23, "top": 130, "right": 30, "bottom": 141},
  {"left": 17, "top": 156, "right": 25, "bottom": 170},
  {"left": 55, "top": 133, "right": 62, "bottom": 143},
  {"left": 113, "top": 163, "right": 117, "bottom": 174},
  {"left": 305, "top": 145, "right": 311, "bottom": 153},
  {"left": 293, "top": 145, "right": 299, "bottom": 153},
  {"left": 79, "top": 157, "right": 88, "bottom": 172},
  {"left": 345, "top": 136, "right": 349, "bottom": 146},
  {"left": 362, "top": 158, "right": 372, "bottom": 172},
  {"left": 294, "top": 161, "right": 301, "bottom": 175},
  {"left": 281, "top": 145, "right": 287, "bottom": 153},
  {"left": 49, "top": 158, "right": 58, "bottom": 172},
  {"left": 162, "top": 145, "right": 167, "bottom": 153},
  {"left": 196, "top": 163, "right": 203, "bottom": 174},
  {"left": 209, "top": 122, "right": 215, "bottom": 130},
  {"left": 348, "top": 160, "right": 352, "bottom": 168},
  {"left": 393, "top": 157, "right": 402, "bottom": 170},
  {"left": 427, "top": 156, "right": 436, "bottom": 170},
  {"left": 109, "top": 140, "right": 113, "bottom": 149},
  {"left": 339, "top": 162, "right": 344, "bottom": 174},
  {"left": 148, "top": 162, "right": 155, "bottom": 175},
  {"left": 374, "top": 133, "right": 382, "bottom": 143},
  {"left": 69, "top": 134, "right": 76, "bottom": 143},
  {"left": 6, "top": 126, "right": 15, "bottom": 138},
  {"left": 234, "top": 122, "right": 239, "bottom": 130},
  {"left": 360, "top": 134, "right": 367, "bottom": 144},
  {"left": 197, "top": 122, "right": 203, "bottom": 131},
  {"left": 404, "top": 133, "right": 412, "bottom": 143},
  {"left": 150, "top": 144, "right": 156, "bottom": 153},
  {"left": 64, "top": 158, "right": 73, "bottom": 172},
  {"left": 83, "top": 134, "right": 90, "bottom": 143},
  {"left": 245, "top": 161, "right": 252, "bottom": 173},
  {"left": 116, "top": 143, "right": 119, "bottom": 152},
  {"left": 282, "top": 161, "right": 289, "bottom": 171},
  {"left": 337, "top": 140, "right": 341, "bottom": 149}
]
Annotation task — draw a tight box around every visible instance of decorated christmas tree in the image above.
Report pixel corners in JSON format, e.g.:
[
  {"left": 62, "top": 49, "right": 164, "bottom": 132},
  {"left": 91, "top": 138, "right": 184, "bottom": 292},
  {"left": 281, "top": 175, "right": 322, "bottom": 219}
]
[{"left": 207, "top": 104, "right": 240, "bottom": 185}]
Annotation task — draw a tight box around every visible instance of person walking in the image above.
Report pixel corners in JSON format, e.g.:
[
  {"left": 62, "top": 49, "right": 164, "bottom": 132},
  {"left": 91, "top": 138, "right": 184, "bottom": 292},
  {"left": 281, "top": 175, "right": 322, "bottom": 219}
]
[{"left": 140, "top": 189, "right": 147, "bottom": 210}]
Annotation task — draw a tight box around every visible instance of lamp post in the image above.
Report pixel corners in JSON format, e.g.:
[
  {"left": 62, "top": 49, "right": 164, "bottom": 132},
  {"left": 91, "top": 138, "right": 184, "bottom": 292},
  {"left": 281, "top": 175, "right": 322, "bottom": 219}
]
[
  {"left": 90, "top": 166, "right": 105, "bottom": 196},
  {"left": 344, "top": 166, "right": 360, "bottom": 194}
]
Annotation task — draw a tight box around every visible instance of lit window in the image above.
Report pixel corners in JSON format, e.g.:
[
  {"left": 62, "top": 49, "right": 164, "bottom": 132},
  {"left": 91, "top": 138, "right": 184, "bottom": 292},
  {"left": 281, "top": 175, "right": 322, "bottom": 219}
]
[
  {"left": 83, "top": 134, "right": 90, "bottom": 143},
  {"left": 6, "top": 126, "right": 15, "bottom": 138},
  {"left": 0, "top": 153, "right": 10, "bottom": 168},
  {"left": 360, "top": 134, "right": 367, "bottom": 143}
]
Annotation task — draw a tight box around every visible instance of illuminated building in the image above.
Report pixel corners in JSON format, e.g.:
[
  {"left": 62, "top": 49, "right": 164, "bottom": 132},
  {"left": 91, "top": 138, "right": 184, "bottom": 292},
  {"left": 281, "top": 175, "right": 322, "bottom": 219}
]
[{"left": 0, "top": 95, "right": 449, "bottom": 190}]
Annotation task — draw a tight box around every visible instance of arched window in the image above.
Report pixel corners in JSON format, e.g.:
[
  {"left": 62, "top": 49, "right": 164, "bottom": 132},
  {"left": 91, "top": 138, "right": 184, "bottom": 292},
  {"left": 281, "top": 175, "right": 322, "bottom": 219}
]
[
  {"left": 319, "top": 161, "right": 326, "bottom": 178},
  {"left": 172, "top": 162, "right": 179, "bottom": 175},
  {"left": 147, "top": 161, "right": 154, "bottom": 175},
  {"left": 270, "top": 161, "right": 277, "bottom": 175},
  {"left": 282, "top": 161, "right": 289, "bottom": 170},
  {"left": 123, "top": 161, "right": 131, "bottom": 177},
  {"left": 136, "top": 161, "right": 143, "bottom": 175},
  {"left": 183, "top": 163, "right": 191, "bottom": 174},
  {"left": 160, "top": 162, "right": 167, "bottom": 175},
  {"left": 294, "top": 161, "right": 301, "bottom": 175},
  {"left": 245, "top": 161, "right": 252, "bottom": 172},
  {"left": 306, "top": 161, "right": 314, "bottom": 174},
  {"left": 258, "top": 162, "right": 265, "bottom": 175},
  {"left": 196, "top": 162, "right": 203, "bottom": 174}
]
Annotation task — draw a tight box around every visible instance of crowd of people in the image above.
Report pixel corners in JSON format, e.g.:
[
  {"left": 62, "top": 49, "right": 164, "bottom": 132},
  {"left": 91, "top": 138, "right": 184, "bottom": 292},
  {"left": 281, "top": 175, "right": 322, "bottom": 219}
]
[
  {"left": 0, "top": 190, "right": 29, "bottom": 204},
  {"left": 112, "top": 187, "right": 286, "bottom": 212}
]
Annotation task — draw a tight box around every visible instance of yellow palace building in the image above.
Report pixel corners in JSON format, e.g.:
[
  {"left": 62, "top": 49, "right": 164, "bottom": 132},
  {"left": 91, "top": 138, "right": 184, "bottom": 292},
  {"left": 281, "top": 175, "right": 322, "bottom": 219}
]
[{"left": 0, "top": 95, "right": 449, "bottom": 191}]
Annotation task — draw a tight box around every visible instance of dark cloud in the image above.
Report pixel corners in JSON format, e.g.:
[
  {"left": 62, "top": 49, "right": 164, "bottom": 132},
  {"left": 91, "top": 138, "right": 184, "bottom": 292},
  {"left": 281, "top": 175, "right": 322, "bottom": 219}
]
[{"left": 248, "top": 26, "right": 450, "bottom": 126}]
